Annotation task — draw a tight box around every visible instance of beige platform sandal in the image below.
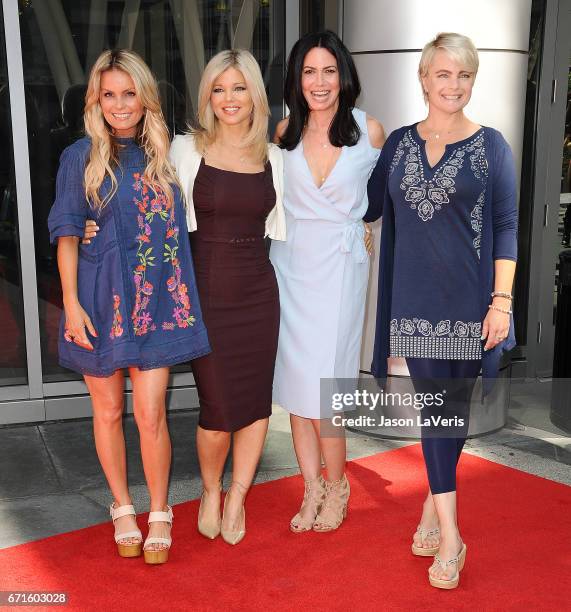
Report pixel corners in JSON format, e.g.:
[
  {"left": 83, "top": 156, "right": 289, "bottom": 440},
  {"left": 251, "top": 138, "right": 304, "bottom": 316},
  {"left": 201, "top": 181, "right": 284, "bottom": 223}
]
[
  {"left": 313, "top": 474, "right": 350, "bottom": 532},
  {"left": 428, "top": 543, "right": 467, "bottom": 590},
  {"left": 110, "top": 503, "right": 143, "bottom": 558},
  {"left": 411, "top": 525, "right": 441, "bottom": 556},
  {"left": 290, "top": 475, "right": 327, "bottom": 534},
  {"left": 143, "top": 505, "right": 173, "bottom": 565}
]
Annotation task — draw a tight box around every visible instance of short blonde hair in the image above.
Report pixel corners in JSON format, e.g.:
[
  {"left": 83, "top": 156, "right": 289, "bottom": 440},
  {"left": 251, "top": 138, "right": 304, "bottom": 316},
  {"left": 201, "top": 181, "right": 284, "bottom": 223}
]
[
  {"left": 84, "top": 49, "right": 179, "bottom": 211},
  {"left": 193, "top": 49, "right": 269, "bottom": 163},
  {"left": 418, "top": 33, "right": 479, "bottom": 102}
]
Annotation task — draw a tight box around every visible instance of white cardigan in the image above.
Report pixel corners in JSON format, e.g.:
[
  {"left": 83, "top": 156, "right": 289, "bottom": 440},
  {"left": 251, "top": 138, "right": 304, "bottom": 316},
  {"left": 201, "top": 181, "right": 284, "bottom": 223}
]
[{"left": 169, "top": 134, "right": 286, "bottom": 241}]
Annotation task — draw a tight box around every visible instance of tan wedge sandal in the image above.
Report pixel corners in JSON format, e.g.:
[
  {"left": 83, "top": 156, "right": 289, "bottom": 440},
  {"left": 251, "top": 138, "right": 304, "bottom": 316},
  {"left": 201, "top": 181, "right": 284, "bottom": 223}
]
[
  {"left": 143, "top": 505, "right": 173, "bottom": 565},
  {"left": 411, "top": 525, "right": 440, "bottom": 556},
  {"left": 110, "top": 503, "right": 143, "bottom": 558},
  {"left": 290, "top": 475, "right": 327, "bottom": 533},
  {"left": 428, "top": 543, "right": 467, "bottom": 590},
  {"left": 313, "top": 474, "right": 350, "bottom": 532}
]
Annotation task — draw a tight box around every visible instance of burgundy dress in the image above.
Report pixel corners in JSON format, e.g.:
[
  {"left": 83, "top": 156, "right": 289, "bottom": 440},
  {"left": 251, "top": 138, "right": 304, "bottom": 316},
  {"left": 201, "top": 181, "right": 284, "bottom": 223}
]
[{"left": 190, "top": 158, "right": 279, "bottom": 431}]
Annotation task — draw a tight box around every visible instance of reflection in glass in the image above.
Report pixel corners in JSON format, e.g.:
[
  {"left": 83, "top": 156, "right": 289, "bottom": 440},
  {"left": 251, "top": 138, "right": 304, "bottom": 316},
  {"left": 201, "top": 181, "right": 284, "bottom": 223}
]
[
  {"left": 516, "top": 0, "right": 547, "bottom": 344},
  {"left": 0, "top": 3, "right": 28, "bottom": 386},
  {"left": 17, "top": 0, "right": 284, "bottom": 382}
]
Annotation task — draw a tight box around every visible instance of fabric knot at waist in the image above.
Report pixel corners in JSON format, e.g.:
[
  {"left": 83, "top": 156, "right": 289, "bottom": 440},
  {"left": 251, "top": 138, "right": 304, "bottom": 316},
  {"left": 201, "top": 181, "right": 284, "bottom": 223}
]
[{"left": 340, "top": 221, "right": 367, "bottom": 263}]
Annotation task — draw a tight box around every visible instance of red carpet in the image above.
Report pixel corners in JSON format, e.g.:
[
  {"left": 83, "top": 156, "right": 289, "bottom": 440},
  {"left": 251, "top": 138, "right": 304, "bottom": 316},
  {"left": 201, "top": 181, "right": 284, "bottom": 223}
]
[{"left": 1, "top": 445, "right": 569, "bottom": 611}]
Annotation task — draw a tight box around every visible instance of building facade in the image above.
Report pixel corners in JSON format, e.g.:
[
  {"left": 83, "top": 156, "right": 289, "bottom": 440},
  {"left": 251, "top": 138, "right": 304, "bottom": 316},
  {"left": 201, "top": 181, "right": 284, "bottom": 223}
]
[{"left": 0, "top": 0, "right": 569, "bottom": 425}]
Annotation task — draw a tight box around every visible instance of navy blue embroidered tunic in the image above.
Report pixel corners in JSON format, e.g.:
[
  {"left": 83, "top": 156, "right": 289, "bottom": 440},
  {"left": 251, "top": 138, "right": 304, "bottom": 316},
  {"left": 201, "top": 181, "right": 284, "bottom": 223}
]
[
  {"left": 365, "top": 124, "right": 518, "bottom": 394},
  {"left": 388, "top": 126, "right": 487, "bottom": 360},
  {"left": 48, "top": 137, "right": 211, "bottom": 377}
]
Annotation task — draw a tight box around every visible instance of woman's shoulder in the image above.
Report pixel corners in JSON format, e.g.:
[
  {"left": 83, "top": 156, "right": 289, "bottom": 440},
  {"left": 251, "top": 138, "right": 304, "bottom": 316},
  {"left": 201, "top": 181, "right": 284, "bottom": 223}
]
[
  {"left": 61, "top": 136, "right": 91, "bottom": 161},
  {"left": 169, "top": 132, "right": 201, "bottom": 166}
]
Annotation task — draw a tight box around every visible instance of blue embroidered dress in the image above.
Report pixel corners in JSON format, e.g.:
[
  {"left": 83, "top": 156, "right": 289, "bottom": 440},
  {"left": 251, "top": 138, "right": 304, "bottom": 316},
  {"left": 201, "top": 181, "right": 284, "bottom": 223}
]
[
  {"left": 48, "top": 137, "right": 210, "bottom": 377},
  {"left": 388, "top": 126, "right": 487, "bottom": 360},
  {"left": 365, "top": 124, "right": 518, "bottom": 393}
]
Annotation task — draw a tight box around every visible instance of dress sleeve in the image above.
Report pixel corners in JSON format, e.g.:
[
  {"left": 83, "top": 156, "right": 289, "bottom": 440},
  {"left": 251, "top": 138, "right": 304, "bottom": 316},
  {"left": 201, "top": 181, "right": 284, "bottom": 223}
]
[
  {"left": 491, "top": 132, "right": 518, "bottom": 261},
  {"left": 48, "top": 145, "right": 89, "bottom": 244},
  {"left": 364, "top": 145, "right": 389, "bottom": 223}
]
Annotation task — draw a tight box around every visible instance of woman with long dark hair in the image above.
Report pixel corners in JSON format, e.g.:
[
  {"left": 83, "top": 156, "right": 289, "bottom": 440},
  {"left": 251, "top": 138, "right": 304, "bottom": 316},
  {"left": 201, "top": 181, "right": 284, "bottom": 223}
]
[{"left": 270, "top": 30, "right": 385, "bottom": 532}]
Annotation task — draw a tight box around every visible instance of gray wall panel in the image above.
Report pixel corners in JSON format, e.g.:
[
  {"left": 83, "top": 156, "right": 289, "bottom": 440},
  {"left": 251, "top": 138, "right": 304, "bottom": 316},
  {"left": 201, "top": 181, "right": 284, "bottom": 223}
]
[{"left": 344, "top": 0, "right": 531, "bottom": 53}]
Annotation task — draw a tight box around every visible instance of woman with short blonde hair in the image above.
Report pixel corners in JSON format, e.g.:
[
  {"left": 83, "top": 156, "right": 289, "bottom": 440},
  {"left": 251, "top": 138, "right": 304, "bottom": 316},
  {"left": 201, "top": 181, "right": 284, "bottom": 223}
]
[
  {"left": 367, "top": 32, "right": 518, "bottom": 589},
  {"left": 49, "top": 48, "right": 210, "bottom": 565}
]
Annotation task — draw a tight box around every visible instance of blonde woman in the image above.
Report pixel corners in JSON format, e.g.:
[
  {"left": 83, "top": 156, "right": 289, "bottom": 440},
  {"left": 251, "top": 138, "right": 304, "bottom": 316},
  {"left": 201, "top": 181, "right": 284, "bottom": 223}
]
[
  {"left": 48, "top": 49, "right": 210, "bottom": 565},
  {"left": 366, "top": 33, "right": 517, "bottom": 588},
  {"left": 167, "top": 49, "right": 285, "bottom": 545}
]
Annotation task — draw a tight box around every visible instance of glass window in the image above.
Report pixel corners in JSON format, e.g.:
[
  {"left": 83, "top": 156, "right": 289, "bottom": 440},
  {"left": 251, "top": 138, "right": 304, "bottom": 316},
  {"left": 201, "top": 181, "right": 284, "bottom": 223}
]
[
  {"left": 17, "top": 0, "right": 285, "bottom": 383},
  {"left": 515, "top": 0, "right": 547, "bottom": 345},
  {"left": 300, "top": 0, "right": 340, "bottom": 35},
  {"left": 0, "top": 2, "right": 27, "bottom": 387}
]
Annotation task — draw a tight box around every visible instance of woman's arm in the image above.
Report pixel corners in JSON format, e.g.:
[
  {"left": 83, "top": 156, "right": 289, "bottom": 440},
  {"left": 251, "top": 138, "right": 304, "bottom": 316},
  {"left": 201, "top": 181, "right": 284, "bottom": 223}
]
[
  {"left": 273, "top": 117, "right": 289, "bottom": 145},
  {"left": 482, "top": 259, "right": 516, "bottom": 351},
  {"left": 366, "top": 115, "right": 386, "bottom": 149},
  {"left": 482, "top": 132, "right": 519, "bottom": 351},
  {"left": 364, "top": 151, "right": 388, "bottom": 223},
  {"left": 57, "top": 236, "right": 97, "bottom": 350}
]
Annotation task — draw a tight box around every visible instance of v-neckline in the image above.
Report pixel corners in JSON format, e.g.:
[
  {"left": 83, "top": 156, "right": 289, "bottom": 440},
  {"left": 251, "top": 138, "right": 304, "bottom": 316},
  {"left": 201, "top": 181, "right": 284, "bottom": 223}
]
[
  {"left": 300, "top": 139, "right": 345, "bottom": 190},
  {"left": 413, "top": 123, "right": 484, "bottom": 174}
]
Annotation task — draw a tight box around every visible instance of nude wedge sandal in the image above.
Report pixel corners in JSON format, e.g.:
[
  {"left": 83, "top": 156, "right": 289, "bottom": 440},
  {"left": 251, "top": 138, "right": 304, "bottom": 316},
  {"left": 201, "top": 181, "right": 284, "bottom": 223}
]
[
  {"left": 110, "top": 503, "right": 143, "bottom": 558},
  {"left": 411, "top": 525, "right": 440, "bottom": 556},
  {"left": 429, "top": 543, "right": 467, "bottom": 590},
  {"left": 144, "top": 505, "right": 173, "bottom": 565}
]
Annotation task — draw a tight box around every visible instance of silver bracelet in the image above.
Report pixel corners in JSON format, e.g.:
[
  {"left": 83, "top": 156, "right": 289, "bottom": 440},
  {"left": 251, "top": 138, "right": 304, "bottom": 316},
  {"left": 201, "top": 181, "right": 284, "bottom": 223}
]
[
  {"left": 491, "top": 291, "right": 513, "bottom": 301},
  {"left": 488, "top": 304, "right": 512, "bottom": 315}
]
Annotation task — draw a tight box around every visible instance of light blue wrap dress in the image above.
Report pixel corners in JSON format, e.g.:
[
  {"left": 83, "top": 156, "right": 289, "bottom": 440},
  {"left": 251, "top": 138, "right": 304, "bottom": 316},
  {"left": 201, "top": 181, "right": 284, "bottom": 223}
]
[{"left": 270, "top": 108, "right": 380, "bottom": 418}]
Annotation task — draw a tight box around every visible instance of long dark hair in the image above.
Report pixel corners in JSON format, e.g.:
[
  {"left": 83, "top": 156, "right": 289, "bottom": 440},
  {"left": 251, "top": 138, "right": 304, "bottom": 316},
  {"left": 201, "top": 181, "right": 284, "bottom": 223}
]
[{"left": 280, "top": 30, "right": 361, "bottom": 150}]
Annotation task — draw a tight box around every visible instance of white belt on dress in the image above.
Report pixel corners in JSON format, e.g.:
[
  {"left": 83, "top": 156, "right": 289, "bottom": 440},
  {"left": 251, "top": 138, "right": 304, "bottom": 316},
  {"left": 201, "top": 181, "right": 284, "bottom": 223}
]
[{"left": 340, "top": 221, "right": 368, "bottom": 263}]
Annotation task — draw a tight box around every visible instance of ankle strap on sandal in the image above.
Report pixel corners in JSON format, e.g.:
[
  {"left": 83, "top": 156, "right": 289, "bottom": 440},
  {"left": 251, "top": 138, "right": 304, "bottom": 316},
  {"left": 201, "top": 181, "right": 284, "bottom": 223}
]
[
  {"left": 148, "top": 505, "right": 173, "bottom": 525},
  {"left": 110, "top": 504, "right": 136, "bottom": 521}
]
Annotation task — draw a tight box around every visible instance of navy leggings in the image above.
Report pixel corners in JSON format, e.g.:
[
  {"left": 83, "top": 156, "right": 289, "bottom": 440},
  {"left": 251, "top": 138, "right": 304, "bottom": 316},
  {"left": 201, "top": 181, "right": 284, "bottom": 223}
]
[{"left": 406, "top": 358, "right": 481, "bottom": 495}]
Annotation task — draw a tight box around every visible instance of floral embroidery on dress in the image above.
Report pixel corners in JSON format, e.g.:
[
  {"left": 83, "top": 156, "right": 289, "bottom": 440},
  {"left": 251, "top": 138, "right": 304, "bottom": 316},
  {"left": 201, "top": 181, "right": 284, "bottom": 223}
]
[
  {"left": 132, "top": 173, "right": 195, "bottom": 334},
  {"left": 110, "top": 293, "right": 124, "bottom": 339},
  {"left": 394, "top": 130, "right": 487, "bottom": 223},
  {"left": 471, "top": 190, "right": 485, "bottom": 258},
  {"left": 389, "top": 317, "right": 482, "bottom": 360},
  {"left": 132, "top": 173, "right": 158, "bottom": 336},
  {"left": 390, "top": 317, "right": 482, "bottom": 339}
]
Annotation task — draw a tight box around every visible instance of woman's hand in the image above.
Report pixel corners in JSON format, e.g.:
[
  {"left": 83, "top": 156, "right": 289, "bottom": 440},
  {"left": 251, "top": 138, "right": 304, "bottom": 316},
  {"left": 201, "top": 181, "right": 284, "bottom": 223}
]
[
  {"left": 364, "top": 222, "right": 373, "bottom": 255},
  {"left": 82, "top": 219, "right": 99, "bottom": 244},
  {"left": 481, "top": 301, "right": 510, "bottom": 351},
  {"left": 63, "top": 298, "right": 97, "bottom": 350}
]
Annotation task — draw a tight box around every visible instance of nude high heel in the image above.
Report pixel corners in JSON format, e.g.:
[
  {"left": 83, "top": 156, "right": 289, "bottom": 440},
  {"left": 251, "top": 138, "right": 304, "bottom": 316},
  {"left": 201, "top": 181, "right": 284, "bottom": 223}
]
[
  {"left": 290, "top": 475, "right": 327, "bottom": 533},
  {"left": 143, "top": 505, "right": 173, "bottom": 565},
  {"left": 221, "top": 481, "right": 247, "bottom": 545},
  {"left": 313, "top": 474, "right": 350, "bottom": 532},
  {"left": 110, "top": 503, "right": 143, "bottom": 558},
  {"left": 198, "top": 482, "right": 222, "bottom": 540}
]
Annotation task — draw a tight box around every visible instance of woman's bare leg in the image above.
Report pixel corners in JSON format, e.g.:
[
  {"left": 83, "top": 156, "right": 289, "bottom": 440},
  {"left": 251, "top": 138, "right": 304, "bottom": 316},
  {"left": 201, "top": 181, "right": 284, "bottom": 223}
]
[
  {"left": 85, "top": 370, "right": 138, "bottom": 542},
  {"left": 130, "top": 366, "right": 171, "bottom": 551}
]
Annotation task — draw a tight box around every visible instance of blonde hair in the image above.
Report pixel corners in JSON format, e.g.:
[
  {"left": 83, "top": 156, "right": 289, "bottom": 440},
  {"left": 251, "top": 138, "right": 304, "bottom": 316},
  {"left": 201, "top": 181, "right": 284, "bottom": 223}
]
[
  {"left": 193, "top": 49, "right": 270, "bottom": 164},
  {"left": 418, "top": 33, "right": 479, "bottom": 102},
  {"left": 84, "top": 49, "right": 179, "bottom": 211}
]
